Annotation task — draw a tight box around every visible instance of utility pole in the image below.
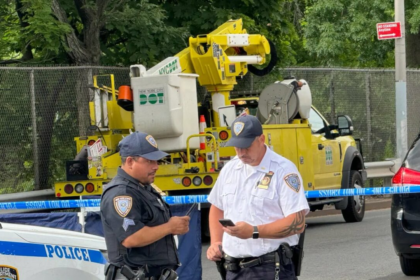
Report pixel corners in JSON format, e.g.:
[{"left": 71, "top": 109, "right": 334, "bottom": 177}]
[{"left": 395, "top": 0, "right": 408, "bottom": 159}]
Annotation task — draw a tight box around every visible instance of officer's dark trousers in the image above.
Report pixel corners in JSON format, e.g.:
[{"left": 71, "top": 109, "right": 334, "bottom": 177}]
[{"left": 226, "top": 261, "right": 297, "bottom": 280}]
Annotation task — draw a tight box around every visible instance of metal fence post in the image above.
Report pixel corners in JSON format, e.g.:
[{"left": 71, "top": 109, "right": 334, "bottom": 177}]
[
  {"left": 30, "top": 70, "right": 40, "bottom": 190},
  {"left": 395, "top": 0, "right": 408, "bottom": 159},
  {"left": 329, "top": 71, "right": 336, "bottom": 123},
  {"left": 365, "top": 72, "right": 372, "bottom": 160}
]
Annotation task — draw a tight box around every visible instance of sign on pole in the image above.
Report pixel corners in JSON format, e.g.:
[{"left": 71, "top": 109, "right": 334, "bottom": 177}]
[{"left": 376, "top": 22, "right": 402, "bottom": 40}]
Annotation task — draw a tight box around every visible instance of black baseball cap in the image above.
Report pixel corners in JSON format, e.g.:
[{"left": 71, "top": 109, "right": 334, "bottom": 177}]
[
  {"left": 118, "top": 131, "right": 169, "bottom": 160},
  {"left": 225, "top": 115, "right": 263, "bottom": 148}
]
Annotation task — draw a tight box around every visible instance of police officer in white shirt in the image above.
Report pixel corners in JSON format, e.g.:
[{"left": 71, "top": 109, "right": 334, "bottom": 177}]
[{"left": 206, "top": 115, "right": 310, "bottom": 280}]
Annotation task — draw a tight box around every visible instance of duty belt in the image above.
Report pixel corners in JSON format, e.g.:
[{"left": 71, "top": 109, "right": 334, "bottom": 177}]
[{"left": 224, "top": 251, "right": 277, "bottom": 270}]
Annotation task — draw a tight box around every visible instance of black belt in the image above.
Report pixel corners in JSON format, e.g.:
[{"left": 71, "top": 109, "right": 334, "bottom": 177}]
[{"left": 224, "top": 251, "right": 277, "bottom": 270}]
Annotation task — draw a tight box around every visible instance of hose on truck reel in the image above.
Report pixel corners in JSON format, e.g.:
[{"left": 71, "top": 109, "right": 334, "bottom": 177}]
[{"left": 247, "top": 39, "right": 278, "bottom": 77}]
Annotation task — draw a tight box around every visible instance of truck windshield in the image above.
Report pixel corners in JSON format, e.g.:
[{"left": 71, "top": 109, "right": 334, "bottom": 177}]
[{"left": 308, "top": 108, "right": 324, "bottom": 133}]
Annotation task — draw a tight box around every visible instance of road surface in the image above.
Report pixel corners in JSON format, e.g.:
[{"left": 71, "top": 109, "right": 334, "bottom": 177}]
[{"left": 200, "top": 209, "right": 420, "bottom": 280}]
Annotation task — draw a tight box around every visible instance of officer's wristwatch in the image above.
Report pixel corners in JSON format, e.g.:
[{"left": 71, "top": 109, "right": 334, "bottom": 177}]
[{"left": 252, "top": 226, "right": 259, "bottom": 239}]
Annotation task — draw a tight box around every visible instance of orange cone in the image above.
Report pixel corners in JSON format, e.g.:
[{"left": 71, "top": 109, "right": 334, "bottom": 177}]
[{"left": 199, "top": 115, "right": 207, "bottom": 150}]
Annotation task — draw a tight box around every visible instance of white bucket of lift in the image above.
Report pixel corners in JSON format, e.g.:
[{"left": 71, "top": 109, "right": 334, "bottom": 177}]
[{"left": 130, "top": 73, "right": 200, "bottom": 152}]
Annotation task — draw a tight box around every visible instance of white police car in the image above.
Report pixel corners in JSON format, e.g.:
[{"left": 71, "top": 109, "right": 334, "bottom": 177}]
[{"left": 0, "top": 222, "right": 107, "bottom": 279}]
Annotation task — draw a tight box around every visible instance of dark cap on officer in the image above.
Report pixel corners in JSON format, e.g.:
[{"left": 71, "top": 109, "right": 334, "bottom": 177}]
[
  {"left": 225, "top": 115, "right": 263, "bottom": 148},
  {"left": 118, "top": 131, "right": 169, "bottom": 160}
]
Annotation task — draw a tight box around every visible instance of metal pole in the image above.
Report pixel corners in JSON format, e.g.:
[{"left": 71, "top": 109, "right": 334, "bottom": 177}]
[
  {"left": 30, "top": 70, "right": 40, "bottom": 190},
  {"left": 365, "top": 72, "right": 372, "bottom": 161},
  {"left": 329, "top": 71, "right": 336, "bottom": 123},
  {"left": 395, "top": 0, "right": 408, "bottom": 159}
]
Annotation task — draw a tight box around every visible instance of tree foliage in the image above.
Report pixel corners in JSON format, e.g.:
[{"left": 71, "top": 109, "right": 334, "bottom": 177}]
[
  {"left": 155, "top": 0, "right": 307, "bottom": 66},
  {"left": 2, "top": 0, "right": 418, "bottom": 193},
  {"left": 0, "top": 0, "right": 189, "bottom": 65},
  {"left": 303, "top": 0, "right": 420, "bottom": 67},
  {"left": 3, "top": 0, "right": 420, "bottom": 67},
  {"left": 302, "top": 0, "right": 395, "bottom": 66}
]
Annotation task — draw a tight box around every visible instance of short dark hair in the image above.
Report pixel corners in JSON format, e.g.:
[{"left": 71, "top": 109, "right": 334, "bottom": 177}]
[{"left": 121, "top": 156, "right": 140, "bottom": 165}]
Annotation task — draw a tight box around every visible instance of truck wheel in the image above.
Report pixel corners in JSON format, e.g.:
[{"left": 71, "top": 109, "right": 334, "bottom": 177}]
[
  {"left": 400, "top": 256, "right": 420, "bottom": 276},
  {"left": 341, "top": 170, "right": 365, "bottom": 222}
]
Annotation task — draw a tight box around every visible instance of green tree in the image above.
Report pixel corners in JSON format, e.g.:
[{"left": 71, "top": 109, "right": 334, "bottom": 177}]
[
  {"left": 156, "top": 0, "right": 306, "bottom": 66},
  {"left": 0, "top": 0, "right": 188, "bottom": 65},
  {"left": 0, "top": 0, "right": 190, "bottom": 190},
  {"left": 302, "top": 0, "right": 420, "bottom": 68},
  {"left": 303, "top": 0, "right": 395, "bottom": 67}
]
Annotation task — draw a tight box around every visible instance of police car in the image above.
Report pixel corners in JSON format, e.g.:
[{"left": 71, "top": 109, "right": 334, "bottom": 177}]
[{"left": 0, "top": 222, "right": 107, "bottom": 279}]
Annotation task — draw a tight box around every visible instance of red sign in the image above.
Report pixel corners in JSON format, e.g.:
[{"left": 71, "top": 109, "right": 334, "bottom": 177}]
[{"left": 376, "top": 22, "right": 402, "bottom": 40}]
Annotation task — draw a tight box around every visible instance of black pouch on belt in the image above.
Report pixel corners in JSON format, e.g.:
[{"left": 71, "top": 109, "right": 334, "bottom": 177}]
[
  {"left": 104, "top": 263, "right": 117, "bottom": 280},
  {"left": 158, "top": 268, "right": 178, "bottom": 280}
]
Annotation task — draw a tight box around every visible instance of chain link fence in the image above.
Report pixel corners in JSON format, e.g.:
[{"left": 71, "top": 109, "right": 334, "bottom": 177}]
[{"left": 1, "top": 66, "right": 419, "bottom": 193}]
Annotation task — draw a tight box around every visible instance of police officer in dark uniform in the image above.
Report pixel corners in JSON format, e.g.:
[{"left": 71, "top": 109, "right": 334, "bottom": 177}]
[{"left": 101, "top": 131, "right": 190, "bottom": 280}]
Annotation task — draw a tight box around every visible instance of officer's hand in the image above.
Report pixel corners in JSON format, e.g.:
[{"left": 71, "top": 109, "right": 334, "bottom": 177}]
[
  {"left": 168, "top": 216, "right": 190, "bottom": 235},
  {"left": 207, "top": 242, "right": 223, "bottom": 261},
  {"left": 222, "top": 221, "right": 253, "bottom": 239}
]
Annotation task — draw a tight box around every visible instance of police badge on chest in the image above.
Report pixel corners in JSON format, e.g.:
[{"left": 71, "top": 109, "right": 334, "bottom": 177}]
[{"left": 257, "top": 171, "right": 274, "bottom": 190}]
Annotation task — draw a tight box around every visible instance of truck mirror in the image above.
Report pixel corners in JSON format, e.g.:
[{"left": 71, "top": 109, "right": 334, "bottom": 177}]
[{"left": 337, "top": 115, "right": 354, "bottom": 136}]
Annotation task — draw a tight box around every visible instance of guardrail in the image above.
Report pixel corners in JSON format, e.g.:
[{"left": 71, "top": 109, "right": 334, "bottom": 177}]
[
  {"left": 365, "top": 159, "right": 400, "bottom": 179},
  {"left": 0, "top": 189, "right": 55, "bottom": 213}
]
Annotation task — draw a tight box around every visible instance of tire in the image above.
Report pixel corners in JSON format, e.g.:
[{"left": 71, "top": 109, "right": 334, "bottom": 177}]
[
  {"left": 341, "top": 170, "right": 365, "bottom": 222},
  {"left": 400, "top": 256, "right": 420, "bottom": 276}
]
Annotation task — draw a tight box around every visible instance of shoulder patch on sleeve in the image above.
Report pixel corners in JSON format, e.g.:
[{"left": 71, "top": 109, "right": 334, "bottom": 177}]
[
  {"left": 113, "top": 196, "right": 133, "bottom": 217},
  {"left": 284, "top": 173, "right": 301, "bottom": 193}
]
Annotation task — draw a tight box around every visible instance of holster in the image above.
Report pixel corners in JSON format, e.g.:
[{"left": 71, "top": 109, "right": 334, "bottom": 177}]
[
  {"left": 120, "top": 265, "right": 147, "bottom": 280},
  {"left": 291, "top": 224, "right": 307, "bottom": 276},
  {"left": 216, "top": 259, "right": 227, "bottom": 280},
  {"left": 215, "top": 245, "right": 227, "bottom": 280}
]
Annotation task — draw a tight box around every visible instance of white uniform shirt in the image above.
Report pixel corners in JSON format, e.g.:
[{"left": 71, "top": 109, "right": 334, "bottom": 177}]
[{"left": 208, "top": 146, "right": 310, "bottom": 258}]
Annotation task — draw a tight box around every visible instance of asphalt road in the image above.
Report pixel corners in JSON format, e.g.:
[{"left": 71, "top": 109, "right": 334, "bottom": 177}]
[{"left": 200, "top": 208, "right": 420, "bottom": 280}]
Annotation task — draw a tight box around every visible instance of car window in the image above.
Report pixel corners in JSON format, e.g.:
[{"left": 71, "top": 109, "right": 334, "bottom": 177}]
[
  {"left": 405, "top": 137, "right": 420, "bottom": 171},
  {"left": 308, "top": 108, "right": 324, "bottom": 133}
]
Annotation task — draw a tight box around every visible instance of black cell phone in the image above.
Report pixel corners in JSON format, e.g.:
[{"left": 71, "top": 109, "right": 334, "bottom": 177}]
[
  {"left": 219, "top": 219, "right": 235, "bottom": 227},
  {"left": 185, "top": 203, "right": 198, "bottom": 217}
]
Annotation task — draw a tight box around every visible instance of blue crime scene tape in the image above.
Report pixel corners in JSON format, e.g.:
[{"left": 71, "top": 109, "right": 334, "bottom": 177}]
[{"left": 1, "top": 186, "right": 420, "bottom": 210}]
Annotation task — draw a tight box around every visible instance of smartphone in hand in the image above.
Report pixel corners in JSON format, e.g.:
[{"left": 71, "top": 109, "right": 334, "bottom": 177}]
[
  {"left": 185, "top": 203, "right": 198, "bottom": 217},
  {"left": 219, "top": 219, "right": 235, "bottom": 227}
]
